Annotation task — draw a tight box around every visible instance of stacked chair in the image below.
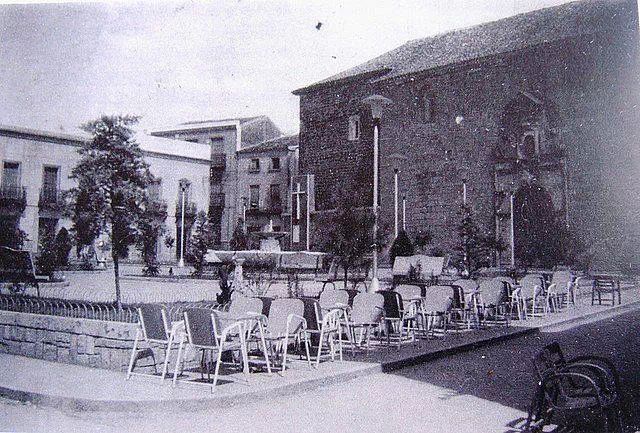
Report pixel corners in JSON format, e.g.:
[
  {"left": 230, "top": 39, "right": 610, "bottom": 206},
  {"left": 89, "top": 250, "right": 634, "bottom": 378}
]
[{"left": 527, "top": 342, "right": 622, "bottom": 432}]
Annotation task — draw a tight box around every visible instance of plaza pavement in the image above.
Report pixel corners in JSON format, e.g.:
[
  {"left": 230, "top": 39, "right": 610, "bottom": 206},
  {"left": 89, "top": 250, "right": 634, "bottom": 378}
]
[{"left": 1, "top": 284, "right": 638, "bottom": 413}]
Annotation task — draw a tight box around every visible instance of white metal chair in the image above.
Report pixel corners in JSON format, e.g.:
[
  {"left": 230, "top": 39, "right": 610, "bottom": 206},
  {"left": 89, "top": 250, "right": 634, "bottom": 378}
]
[
  {"left": 315, "top": 308, "right": 344, "bottom": 366},
  {"left": 345, "top": 292, "right": 384, "bottom": 353},
  {"left": 256, "top": 298, "right": 311, "bottom": 373},
  {"left": 520, "top": 274, "right": 547, "bottom": 317},
  {"left": 477, "top": 279, "right": 510, "bottom": 326},
  {"left": 421, "top": 286, "right": 453, "bottom": 337},
  {"left": 127, "top": 304, "right": 171, "bottom": 381},
  {"left": 550, "top": 270, "right": 574, "bottom": 309}
]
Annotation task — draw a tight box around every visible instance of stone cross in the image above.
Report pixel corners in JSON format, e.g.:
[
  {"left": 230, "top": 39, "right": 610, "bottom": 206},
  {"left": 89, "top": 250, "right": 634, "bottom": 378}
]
[{"left": 292, "top": 181, "right": 305, "bottom": 221}]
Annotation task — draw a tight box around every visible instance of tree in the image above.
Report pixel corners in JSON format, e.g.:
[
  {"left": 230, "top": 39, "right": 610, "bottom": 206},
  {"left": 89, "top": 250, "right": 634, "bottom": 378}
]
[
  {"left": 54, "top": 228, "right": 73, "bottom": 267},
  {"left": 188, "top": 211, "right": 216, "bottom": 276},
  {"left": 455, "top": 204, "right": 496, "bottom": 276},
  {"left": 137, "top": 198, "right": 167, "bottom": 277},
  {"left": 317, "top": 187, "right": 376, "bottom": 287},
  {"left": 0, "top": 218, "right": 27, "bottom": 250},
  {"left": 69, "top": 115, "right": 153, "bottom": 310},
  {"left": 389, "top": 230, "right": 414, "bottom": 265},
  {"left": 229, "top": 218, "right": 248, "bottom": 251},
  {"left": 36, "top": 227, "right": 73, "bottom": 277}
]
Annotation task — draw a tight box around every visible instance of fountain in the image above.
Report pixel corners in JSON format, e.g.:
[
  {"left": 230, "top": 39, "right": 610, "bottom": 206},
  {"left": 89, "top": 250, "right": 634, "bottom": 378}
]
[{"left": 252, "top": 219, "right": 288, "bottom": 252}]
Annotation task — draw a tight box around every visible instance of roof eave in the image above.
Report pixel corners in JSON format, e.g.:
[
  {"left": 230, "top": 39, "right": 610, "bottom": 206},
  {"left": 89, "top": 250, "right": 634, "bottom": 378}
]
[{"left": 292, "top": 68, "right": 392, "bottom": 95}]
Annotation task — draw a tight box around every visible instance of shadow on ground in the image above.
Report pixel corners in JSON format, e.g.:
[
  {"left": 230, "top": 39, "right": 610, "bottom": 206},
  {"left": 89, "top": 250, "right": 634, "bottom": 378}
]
[{"left": 387, "top": 309, "right": 640, "bottom": 432}]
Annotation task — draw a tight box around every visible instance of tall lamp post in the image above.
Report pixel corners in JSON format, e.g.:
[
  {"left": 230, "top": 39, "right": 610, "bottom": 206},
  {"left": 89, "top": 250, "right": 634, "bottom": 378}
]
[
  {"left": 178, "top": 184, "right": 187, "bottom": 268},
  {"left": 389, "top": 153, "right": 408, "bottom": 239},
  {"left": 362, "top": 94, "right": 392, "bottom": 293},
  {"left": 241, "top": 196, "right": 247, "bottom": 232}
]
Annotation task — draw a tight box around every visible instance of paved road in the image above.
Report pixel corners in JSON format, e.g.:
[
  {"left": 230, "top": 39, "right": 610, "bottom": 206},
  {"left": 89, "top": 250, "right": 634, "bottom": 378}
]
[
  {"left": 395, "top": 308, "right": 640, "bottom": 432},
  {"left": 1, "top": 310, "right": 638, "bottom": 432}
]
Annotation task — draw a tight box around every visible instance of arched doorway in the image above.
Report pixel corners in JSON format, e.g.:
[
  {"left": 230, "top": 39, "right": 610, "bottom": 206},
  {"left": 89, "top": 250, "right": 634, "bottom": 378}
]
[{"left": 513, "top": 183, "right": 561, "bottom": 268}]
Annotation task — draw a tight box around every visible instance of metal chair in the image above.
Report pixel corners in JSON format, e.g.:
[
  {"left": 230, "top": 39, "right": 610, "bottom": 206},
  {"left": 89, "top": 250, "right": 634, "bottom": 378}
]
[
  {"left": 477, "top": 279, "right": 510, "bottom": 326},
  {"left": 257, "top": 298, "right": 311, "bottom": 372},
  {"left": 421, "top": 285, "right": 453, "bottom": 337},
  {"left": 345, "top": 292, "right": 384, "bottom": 353},
  {"left": 592, "top": 276, "right": 622, "bottom": 306},
  {"left": 172, "top": 308, "right": 249, "bottom": 391},
  {"left": 126, "top": 304, "right": 171, "bottom": 381},
  {"left": 528, "top": 342, "right": 622, "bottom": 432}
]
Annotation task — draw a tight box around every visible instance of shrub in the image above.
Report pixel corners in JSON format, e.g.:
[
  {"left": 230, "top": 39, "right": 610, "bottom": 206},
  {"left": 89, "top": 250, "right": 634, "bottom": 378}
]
[
  {"left": 229, "top": 218, "right": 248, "bottom": 251},
  {"left": 390, "top": 230, "right": 414, "bottom": 265}
]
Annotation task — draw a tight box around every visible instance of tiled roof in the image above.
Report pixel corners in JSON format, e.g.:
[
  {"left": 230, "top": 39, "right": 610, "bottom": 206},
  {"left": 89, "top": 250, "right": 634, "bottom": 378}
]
[
  {"left": 293, "top": 0, "right": 633, "bottom": 94},
  {"left": 0, "top": 124, "right": 209, "bottom": 162},
  {"left": 237, "top": 134, "right": 298, "bottom": 155},
  {"left": 0, "top": 124, "right": 89, "bottom": 143}
]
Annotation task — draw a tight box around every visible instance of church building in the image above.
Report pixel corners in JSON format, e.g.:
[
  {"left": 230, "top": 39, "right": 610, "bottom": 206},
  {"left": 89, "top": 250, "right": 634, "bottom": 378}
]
[{"left": 293, "top": 0, "right": 640, "bottom": 269}]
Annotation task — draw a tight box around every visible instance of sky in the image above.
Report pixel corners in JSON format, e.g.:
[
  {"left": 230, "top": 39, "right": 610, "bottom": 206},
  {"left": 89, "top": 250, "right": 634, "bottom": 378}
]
[{"left": 0, "top": 0, "right": 576, "bottom": 136}]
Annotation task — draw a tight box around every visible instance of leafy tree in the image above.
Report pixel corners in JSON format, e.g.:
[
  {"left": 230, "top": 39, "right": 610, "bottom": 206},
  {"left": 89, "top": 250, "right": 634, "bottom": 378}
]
[
  {"left": 36, "top": 236, "right": 57, "bottom": 278},
  {"left": 36, "top": 228, "right": 73, "bottom": 277},
  {"left": 69, "top": 115, "right": 153, "bottom": 309},
  {"left": 317, "top": 187, "right": 376, "bottom": 287},
  {"left": 188, "top": 211, "right": 216, "bottom": 276},
  {"left": 137, "top": 198, "right": 167, "bottom": 277},
  {"left": 229, "top": 218, "right": 248, "bottom": 251},
  {"left": 413, "top": 229, "right": 433, "bottom": 253},
  {"left": 389, "top": 230, "right": 414, "bottom": 265},
  {"left": 54, "top": 228, "right": 73, "bottom": 267},
  {"left": 455, "top": 204, "right": 496, "bottom": 276},
  {"left": 0, "top": 219, "right": 27, "bottom": 250}
]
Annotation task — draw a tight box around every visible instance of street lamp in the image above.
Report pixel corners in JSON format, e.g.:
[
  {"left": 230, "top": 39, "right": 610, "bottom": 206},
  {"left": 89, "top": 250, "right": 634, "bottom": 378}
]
[
  {"left": 362, "top": 94, "right": 392, "bottom": 293},
  {"left": 241, "top": 196, "right": 247, "bottom": 232},
  {"left": 389, "top": 153, "right": 408, "bottom": 239},
  {"left": 178, "top": 184, "right": 187, "bottom": 268}
]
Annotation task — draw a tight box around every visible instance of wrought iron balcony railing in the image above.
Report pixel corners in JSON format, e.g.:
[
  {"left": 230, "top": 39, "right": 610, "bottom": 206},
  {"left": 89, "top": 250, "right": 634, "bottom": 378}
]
[{"left": 0, "top": 186, "right": 27, "bottom": 212}]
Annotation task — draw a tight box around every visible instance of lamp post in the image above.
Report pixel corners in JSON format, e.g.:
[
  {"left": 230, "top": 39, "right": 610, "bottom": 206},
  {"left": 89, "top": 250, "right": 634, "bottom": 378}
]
[
  {"left": 178, "top": 184, "right": 187, "bottom": 268},
  {"left": 241, "top": 196, "right": 247, "bottom": 232},
  {"left": 402, "top": 195, "right": 407, "bottom": 231},
  {"left": 394, "top": 168, "right": 399, "bottom": 238},
  {"left": 362, "top": 94, "right": 392, "bottom": 293},
  {"left": 510, "top": 192, "right": 515, "bottom": 267}
]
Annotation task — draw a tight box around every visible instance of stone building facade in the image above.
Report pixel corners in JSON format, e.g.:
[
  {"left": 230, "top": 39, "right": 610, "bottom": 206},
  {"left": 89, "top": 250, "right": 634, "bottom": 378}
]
[
  {"left": 236, "top": 135, "right": 298, "bottom": 248},
  {"left": 0, "top": 125, "right": 210, "bottom": 262},
  {"left": 150, "top": 116, "right": 282, "bottom": 248},
  {"left": 293, "top": 0, "right": 640, "bottom": 268}
]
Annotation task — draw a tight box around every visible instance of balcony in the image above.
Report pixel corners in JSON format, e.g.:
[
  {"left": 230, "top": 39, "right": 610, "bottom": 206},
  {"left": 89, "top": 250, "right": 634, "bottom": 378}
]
[
  {"left": 0, "top": 186, "right": 27, "bottom": 214},
  {"left": 38, "top": 188, "right": 66, "bottom": 215},
  {"left": 247, "top": 202, "right": 283, "bottom": 216},
  {"left": 174, "top": 201, "right": 198, "bottom": 219},
  {"left": 211, "top": 153, "right": 226, "bottom": 170}
]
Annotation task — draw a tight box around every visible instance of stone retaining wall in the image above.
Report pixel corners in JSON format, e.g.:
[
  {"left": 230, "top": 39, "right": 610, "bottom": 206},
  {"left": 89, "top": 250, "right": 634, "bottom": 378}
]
[{"left": 0, "top": 310, "right": 137, "bottom": 370}]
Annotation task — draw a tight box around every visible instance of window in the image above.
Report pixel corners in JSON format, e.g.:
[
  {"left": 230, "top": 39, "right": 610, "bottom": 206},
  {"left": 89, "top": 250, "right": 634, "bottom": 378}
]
[
  {"left": 42, "top": 166, "right": 59, "bottom": 193},
  {"left": 148, "top": 179, "right": 162, "bottom": 201},
  {"left": 249, "top": 185, "right": 260, "bottom": 208},
  {"left": 2, "top": 161, "right": 20, "bottom": 192},
  {"left": 270, "top": 157, "right": 281, "bottom": 171},
  {"left": 185, "top": 138, "right": 199, "bottom": 143},
  {"left": 249, "top": 158, "right": 261, "bottom": 173},
  {"left": 348, "top": 115, "right": 361, "bottom": 141},
  {"left": 270, "top": 184, "right": 281, "bottom": 209}
]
